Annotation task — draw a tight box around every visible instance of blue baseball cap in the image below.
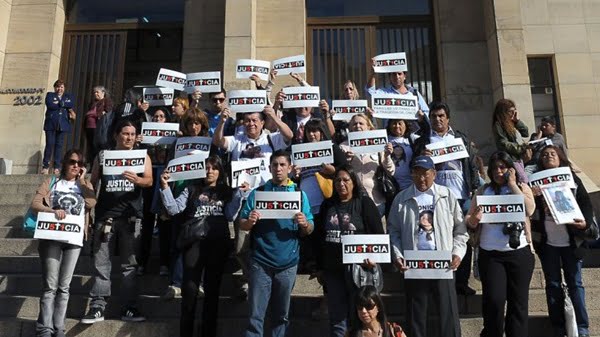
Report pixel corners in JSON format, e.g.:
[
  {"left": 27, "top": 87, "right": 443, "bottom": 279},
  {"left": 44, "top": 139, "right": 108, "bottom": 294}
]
[{"left": 412, "top": 155, "right": 434, "bottom": 170}]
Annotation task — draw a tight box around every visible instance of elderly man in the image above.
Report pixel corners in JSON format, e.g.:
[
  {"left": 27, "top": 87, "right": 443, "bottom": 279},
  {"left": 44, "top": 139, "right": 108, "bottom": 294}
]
[{"left": 387, "top": 155, "right": 468, "bottom": 337}]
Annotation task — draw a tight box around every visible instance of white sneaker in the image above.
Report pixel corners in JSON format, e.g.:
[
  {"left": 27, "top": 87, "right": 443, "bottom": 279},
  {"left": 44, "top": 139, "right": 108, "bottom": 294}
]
[{"left": 161, "top": 285, "right": 181, "bottom": 299}]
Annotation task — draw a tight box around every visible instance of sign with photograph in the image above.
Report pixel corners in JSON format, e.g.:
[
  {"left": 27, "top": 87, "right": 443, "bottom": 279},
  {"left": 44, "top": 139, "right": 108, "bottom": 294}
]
[
  {"left": 155, "top": 68, "right": 187, "bottom": 91},
  {"left": 228, "top": 90, "right": 268, "bottom": 115},
  {"left": 282, "top": 86, "right": 320, "bottom": 109},
  {"left": 403, "top": 250, "right": 453, "bottom": 279},
  {"left": 541, "top": 183, "right": 584, "bottom": 225},
  {"left": 254, "top": 191, "right": 302, "bottom": 219},
  {"left": 371, "top": 93, "right": 418, "bottom": 120},
  {"left": 140, "top": 122, "right": 179, "bottom": 145},
  {"left": 185, "top": 71, "right": 221, "bottom": 94},
  {"left": 291, "top": 141, "right": 334, "bottom": 168},
  {"left": 341, "top": 234, "right": 391, "bottom": 264},
  {"left": 272, "top": 55, "right": 306, "bottom": 75},
  {"left": 102, "top": 150, "right": 147, "bottom": 175},
  {"left": 236, "top": 59, "right": 271, "bottom": 81},
  {"left": 425, "top": 138, "right": 470, "bottom": 164},
  {"left": 34, "top": 212, "right": 85, "bottom": 247},
  {"left": 143, "top": 87, "right": 174, "bottom": 106},
  {"left": 331, "top": 100, "right": 369, "bottom": 121},
  {"left": 476, "top": 194, "right": 526, "bottom": 223},
  {"left": 372, "top": 52, "right": 408, "bottom": 73},
  {"left": 348, "top": 129, "right": 388, "bottom": 154}
]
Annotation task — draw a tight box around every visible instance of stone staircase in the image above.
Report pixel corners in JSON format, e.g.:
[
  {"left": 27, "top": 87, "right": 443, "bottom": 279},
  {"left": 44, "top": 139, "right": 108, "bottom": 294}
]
[{"left": 1, "top": 174, "right": 600, "bottom": 337}]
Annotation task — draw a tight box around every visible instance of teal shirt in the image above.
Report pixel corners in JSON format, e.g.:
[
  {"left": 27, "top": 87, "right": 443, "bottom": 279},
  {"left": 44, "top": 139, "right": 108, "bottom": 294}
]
[{"left": 240, "top": 180, "right": 313, "bottom": 269}]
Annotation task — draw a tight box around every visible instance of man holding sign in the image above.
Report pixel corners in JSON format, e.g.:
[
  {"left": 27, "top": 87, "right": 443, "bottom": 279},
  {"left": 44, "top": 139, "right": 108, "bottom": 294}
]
[
  {"left": 239, "top": 150, "right": 313, "bottom": 337},
  {"left": 387, "top": 155, "right": 468, "bottom": 337}
]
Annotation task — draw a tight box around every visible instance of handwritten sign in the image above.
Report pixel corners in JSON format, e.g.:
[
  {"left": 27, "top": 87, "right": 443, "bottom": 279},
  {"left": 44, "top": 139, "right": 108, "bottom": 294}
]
[
  {"left": 34, "top": 212, "right": 85, "bottom": 247},
  {"left": 174, "top": 136, "right": 212, "bottom": 158},
  {"left": 254, "top": 191, "right": 302, "bottom": 219},
  {"left": 348, "top": 129, "right": 388, "bottom": 154},
  {"left": 102, "top": 150, "right": 147, "bottom": 175},
  {"left": 477, "top": 194, "right": 526, "bottom": 223},
  {"left": 165, "top": 154, "right": 207, "bottom": 182},
  {"left": 291, "top": 141, "right": 334, "bottom": 168},
  {"left": 426, "top": 138, "right": 469, "bottom": 164},
  {"left": 143, "top": 87, "right": 174, "bottom": 106},
  {"left": 341, "top": 234, "right": 391, "bottom": 264},
  {"left": 528, "top": 167, "right": 575, "bottom": 189},
  {"left": 236, "top": 59, "right": 271, "bottom": 81},
  {"left": 403, "top": 250, "right": 453, "bottom": 279},
  {"left": 272, "top": 55, "right": 306, "bottom": 75},
  {"left": 228, "top": 90, "right": 268, "bottom": 115},
  {"left": 372, "top": 52, "right": 408, "bottom": 73},
  {"left": 331, "top": 100, "right": 369, "bottom": 121},
  {"left": 282, "top": 86, "right": 320, "bottom": 109},
  {"left": 140, "top": 122, "right": 179, "bottom": 145},
  {"left": 185, "top": 71, "right": 221, "bottom": 94},
  {"left": 155, "top": 68, "right": 187, "bottom": 91},
  {"left": 371, "top": 93, "right": 418, "bottom": 120}
]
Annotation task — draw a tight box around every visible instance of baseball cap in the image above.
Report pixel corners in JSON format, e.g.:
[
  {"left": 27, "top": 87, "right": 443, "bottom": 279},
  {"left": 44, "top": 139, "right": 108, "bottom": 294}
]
[{"left": 412, "top": 155, "right": 434, "bottom": 170}]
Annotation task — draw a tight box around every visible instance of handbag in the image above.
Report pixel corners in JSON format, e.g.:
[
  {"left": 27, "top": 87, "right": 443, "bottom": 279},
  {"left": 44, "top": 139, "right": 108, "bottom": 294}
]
[
  {"left": 315, "top": 172, "right": 333, "bottom": 199},
  {"left": 176, "top": 216, "right": 209, "bottom": 249},
  {"left": 563, "top": 283, "right": 579, "bottom": 337},
  {"left": 348, "top": 263, "right": 384, "bottom": 293},
  {"left": 23, "top": 176, "right": 56, "bottom": 234}
]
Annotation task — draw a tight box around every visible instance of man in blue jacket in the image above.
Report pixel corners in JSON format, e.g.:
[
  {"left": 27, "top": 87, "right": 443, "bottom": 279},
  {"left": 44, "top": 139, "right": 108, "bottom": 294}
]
[
  {"left": 42, "top": 80, "right": 75, "bottom": 174},
  {"left": 239, "top": 149, "right": 313, "bottom": 337}
]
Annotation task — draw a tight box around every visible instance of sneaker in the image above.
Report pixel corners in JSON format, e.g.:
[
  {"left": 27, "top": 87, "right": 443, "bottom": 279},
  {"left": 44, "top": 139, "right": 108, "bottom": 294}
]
[
  {"left": 41, "top": 168, "right": 49, "bottom": 175},
  {"left": 80, "top": 307, "right": 104, "bottom": 324},
  {"left": 136, "top": 266, "right": 145, "bottom": 276},
  {"left": 159, "top": 265, "right": 169, "bottom": 277},
  {"left": 121, "top": 307, "right": 146, "bottom": 322},
  {"left": 197, "top": 284, "right": 205, "bottom": 297},
  {"left": 161, "top": 285, "right": 181, "bottom": 299}
]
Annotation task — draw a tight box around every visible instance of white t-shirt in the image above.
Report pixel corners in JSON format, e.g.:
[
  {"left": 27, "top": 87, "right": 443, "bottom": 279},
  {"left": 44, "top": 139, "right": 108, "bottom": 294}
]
[
  {"left": 415, "top": 187, "right": 436, "bottom": 250},
  {"left": 544, "top": 211, "right": 570, "bottom": 247},
  {"left": 50, "top": 180, "right": 85, "bottom": 216},
  {"left": 479, "top": 185, "right": 528, "bottom": 251},
  {"left": 431, "top": 130, "right": 468, "bottom": 200}
]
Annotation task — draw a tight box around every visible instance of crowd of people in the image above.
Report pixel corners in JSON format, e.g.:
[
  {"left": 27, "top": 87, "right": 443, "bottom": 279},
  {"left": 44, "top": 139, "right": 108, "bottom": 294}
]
[{"left": 32, "top": 59, "right": 598, "bottom": 337}]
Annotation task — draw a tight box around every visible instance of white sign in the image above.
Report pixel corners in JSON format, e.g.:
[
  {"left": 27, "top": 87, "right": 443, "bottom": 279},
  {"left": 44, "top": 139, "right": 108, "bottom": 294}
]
[
  {"left": 228, "top": 90, "right": 268, "bottom": 115},
  {"left": 528, "top": 137, "right": 548, "bottom": 146},
  {"left": 34, "top": 212, "right": 85, "bottom": 247},
  {"left": 102, "top": 149, "right": 147, "bottom": 175},
  {"left": 348, "top": 129, "right": 388, "bottom": 154},
  {"left": 371, "top": 93, "right": 418, "bottom": 120},
  {"left": 185, "top": 71, "right": 221, "bottom": 94},
  {"left": 372, "top": 52, "right": 408, "bottom": 73},
  {"left": 541, "top": 183, "right": 584, "bottom": 225},
  {"left": 282, "top": 86, "right": 320, "bottom": 109},
  {"left": 140, "top": 122, "right": 179, "bottom": 145},
  {"left": 254, "top": 191, "right": 302, "bottom": 219},
  {"left": 165, "top": 154, "right": 207, "bottom": 182},
  {"left": 155, "top": 68, "right": 187, "bottom": 91},
  {"left": 403, "top": 250, "right": 453, "bottom": 279},
  {"left": 477, "top": 194, "right": 526, "bottom": 223},
  {"left": 236, "top": 59, "right": 271, "bottom": 81},
  {"left": 272, "top": 55, "right": 306, "bottom": 75},
  {"left": 237, "top": 171, "right": 260, "bottom": 190},
  {"left": 331, "top": 100, "right": 369, "bottom": 121},
  {"left": 174, "top": 136, "right": 212, "bottom": 158},
  {"left": 425, "top": 138, "right": 469, "bottom": 164},
  {"left": 341, "top": 234, "right": 391, "bottom": 264},
  {"left": 291, "top": 141, "right": 334, "bottom": 168},
  {"left": 143, "top": 87, "right": 174, "bottom": 106},
  {"left": 528, "top": 167, "right": 575, "bottom": 189},
  {"left": 231, "top": 159, "right": 265, "bottom": 188}
]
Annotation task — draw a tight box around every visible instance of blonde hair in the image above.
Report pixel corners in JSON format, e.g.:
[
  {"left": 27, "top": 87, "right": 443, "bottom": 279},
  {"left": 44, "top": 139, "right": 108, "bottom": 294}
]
[
  {"left": 349, "top": 113, "right": 375, "bottom": 130},
  {"left": 173, "top": 97, "right": 190, "bottom": 111},
  {"left": 342, "top": 80, "right": 360, "bottom": 100}
]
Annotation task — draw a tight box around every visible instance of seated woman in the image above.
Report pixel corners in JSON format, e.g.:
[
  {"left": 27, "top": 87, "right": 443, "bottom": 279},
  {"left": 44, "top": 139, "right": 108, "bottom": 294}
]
[
  {"left": 345, "top": 285, "right": 407, "bottom": 337},
  {"left": 531, "top": 145, "right": 594, "bottom": 337}
]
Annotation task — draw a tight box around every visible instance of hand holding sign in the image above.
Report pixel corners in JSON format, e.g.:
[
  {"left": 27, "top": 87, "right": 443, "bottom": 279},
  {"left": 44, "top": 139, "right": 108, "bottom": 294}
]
[
  {"left": 248, "top": 210, "right": 261, "bottom": 228},
  {"left": 54, "top": 209, "right": 66, "bottom": 220}
]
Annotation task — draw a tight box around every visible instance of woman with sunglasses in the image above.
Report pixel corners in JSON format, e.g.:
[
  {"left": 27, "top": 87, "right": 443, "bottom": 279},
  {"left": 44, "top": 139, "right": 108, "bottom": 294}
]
[
  {"left": 31, "top": 149, "right": 96, "bottom": 337},
  {"left": 315, "top": 165, "right": 384, "bottom": 337},
  {"left": 530, "top": 145, "right": 594, "bottom": 337},
  {"left": 159, "top": 155, "right": 242, "bottom": 337},
  {"left": 465, "top": 151, "right": 536, "bottom": 337},
  {"left": 346, "top": 285, "right": 407, "bottom": 337}
]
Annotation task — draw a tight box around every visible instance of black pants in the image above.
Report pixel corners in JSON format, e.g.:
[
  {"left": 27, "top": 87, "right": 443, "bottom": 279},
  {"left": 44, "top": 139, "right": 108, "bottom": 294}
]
[
  {"left": 478, "top": 246, "right": 535, "bottom": 337},
  {"left": 180, "top": 238, "right": 232, "bottom": 337},
  {"left": 85, "top": 128, "right": 98, "bottom": 165},
  {"left": 139, "top": 186, "right": 171, "bottom": 268},
  {"left": 403, "top": 277, "right": 461, "bottom": 337},
  {"left": 455, "top": 244, "right": 472, "bottom": 288}
]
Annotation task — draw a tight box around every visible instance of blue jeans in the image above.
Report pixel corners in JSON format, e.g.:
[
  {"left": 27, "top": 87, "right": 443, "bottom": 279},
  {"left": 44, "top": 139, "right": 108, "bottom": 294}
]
[
  {"left": 539, "top": 244, "right": 589, "bottom": 335},
  {"left": 323, "top": 270, "right": 354, "bottom": 337},
  {"left": 244, "top": 260, "right": 297, "bottom": 337},
  {"left": 36, "top": 240, "right": 81, "bottom": 337},
  {"left": 43, "top": 131, "right": 66, "bottom": 169}
]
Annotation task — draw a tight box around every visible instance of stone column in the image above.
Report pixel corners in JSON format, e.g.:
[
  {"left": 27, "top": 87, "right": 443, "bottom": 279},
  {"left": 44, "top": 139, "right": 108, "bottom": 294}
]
[
  {"left": 222, "top": 0, "right": 257, "bottom": 90},
  {"left": 181, "top": 0, "right": 226, "bottom": 73},
  {"left": 0, "top": 0, "right": 65, "bottom": 173}
]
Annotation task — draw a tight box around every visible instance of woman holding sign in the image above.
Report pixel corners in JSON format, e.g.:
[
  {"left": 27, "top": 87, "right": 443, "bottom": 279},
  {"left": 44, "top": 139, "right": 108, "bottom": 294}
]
[
  {"left": 465, "top": 151, "right": 535, "bottom": 337},
  {"left": 31, "top": 149, "right": 96, "bottom": 337},
  {"left": 530, "top": 145, "right": 594, "bottom": 337},
  {"left": 159, "top": 155, "right": 241, "bottom": 337},
  {"left": 315, "top": 165, "right": 384, "bottom": 337},
  {"left": 340, "top": 113, "right": 394, "bottom": 217}
]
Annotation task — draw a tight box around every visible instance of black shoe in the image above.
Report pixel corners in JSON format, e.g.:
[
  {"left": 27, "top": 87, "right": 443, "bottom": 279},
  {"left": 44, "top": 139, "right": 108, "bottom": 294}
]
[
  {"left": 80, "top": 307, "right": 104, "bottom": 324},
  {"left": 456, "top": 285, "right": 476, "bottom": 296},
  {"left": 121, "top": 307, "right": 146, "bottom": 322}
]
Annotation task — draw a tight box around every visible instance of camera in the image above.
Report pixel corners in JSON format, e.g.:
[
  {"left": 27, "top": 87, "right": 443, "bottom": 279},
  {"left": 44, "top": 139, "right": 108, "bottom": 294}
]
[{"left": 502, "top": 222, "right": 524, "bottom": 249}]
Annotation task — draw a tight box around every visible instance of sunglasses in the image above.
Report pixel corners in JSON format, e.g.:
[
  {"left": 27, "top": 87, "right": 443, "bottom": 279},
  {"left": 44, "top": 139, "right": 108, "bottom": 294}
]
[
  {"left": 212, "top": 98, "right": 225, "bottom": 103},
  {"left": 67, "top": 159, "right": 84, "bottom": 166},
  {"left": 357, "top": 302, "right": 377, "bottom": 311}
]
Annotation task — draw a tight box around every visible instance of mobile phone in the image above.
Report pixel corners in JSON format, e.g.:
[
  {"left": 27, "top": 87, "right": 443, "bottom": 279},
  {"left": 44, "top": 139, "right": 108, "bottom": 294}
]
[{"left": 504, "top": 171, "right": 510, "bottom": 180}]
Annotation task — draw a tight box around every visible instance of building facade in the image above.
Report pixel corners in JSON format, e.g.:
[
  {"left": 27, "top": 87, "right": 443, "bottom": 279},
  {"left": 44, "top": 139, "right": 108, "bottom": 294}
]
[{"left": 0, "top": 0, "right": 599, "bottom": 185}]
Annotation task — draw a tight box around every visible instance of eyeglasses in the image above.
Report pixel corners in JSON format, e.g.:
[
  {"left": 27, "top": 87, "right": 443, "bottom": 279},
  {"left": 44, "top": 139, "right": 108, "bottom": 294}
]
[
  {"left": 67, "top": 159, "right": 84, "bottom": 166},
  {"left": 357, "top": 302, "right": 377, "bottom": 311},
  {"left": 212, "top": 98, "right": 225, "bottom": 103}
]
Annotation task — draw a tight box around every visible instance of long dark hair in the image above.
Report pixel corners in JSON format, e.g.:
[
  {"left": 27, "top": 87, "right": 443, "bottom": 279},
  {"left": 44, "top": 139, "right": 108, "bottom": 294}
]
[
  {"left": 536, "top": 144, "right": 570, "bottom": 170},
  {"left": 331, "top": 165, "right": 364, "bottom": 201},
  {"left": 302, "top": 118, "right": 331, "bottom": 142},
  {"left": 199, "top": 155, "right": 232, "bottom": 202},
  {"left": 347, "top": 285, "right": 390, "bottom": 337},
  {"left": 492, "top": 98, "right": 517, "bottom": 136},
  {"left": 59, "top": 149, "right": 85, "bottom": 180},
  {"left": 486, "top": 151, "right": 523, "bottom": 193}
]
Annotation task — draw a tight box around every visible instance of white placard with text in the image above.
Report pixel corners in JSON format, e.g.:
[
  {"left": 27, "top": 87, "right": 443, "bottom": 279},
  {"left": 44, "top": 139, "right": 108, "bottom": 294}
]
[
  {"left": 425, "top": 138, "right": 470, "bottom": 164},
  {"left": 165, "top": 154, "right": 208, "bottom": 182},
  {"left": 254, "top": 191, "right": 302, "bottom": 219},
  {"left": 348, "top": 129, "right": 388, "bottom": 154},
  {"left": 228, "top": 90, "right": 268, "bottom": 115},
  {"left": 155, "top": 68, "right": 187, "bottom": 91},
  {"left": 371, "top": 93, "right": 418, "bottom": 120},
  {"left": 372, "top": 52, "right": 408, "bottom": 73},
  {"left": 341, "top": 234, "right": 391, "bottom": 264},
  {"left": 331, "top": 100, "right": 369, "bottom": 121},
  {"left": 477, "top": 194, "right": 526, "bottom": 223},
  {"left": 291, "top": 141, "right": 334, "bottom": 168},
  {"left": 403, "top": 250, "right": 453, "bottom": 279},
  {"left": 185, "top": 71, "right": 221, "bottom": 94},
  {"left": 282, "top": 86, "right": 321, "bottom": 109},
  {"left": 102, "top": 150, "right": 147, "bottom": 175},
  {"left": 140, "top": 122, "right": 179, "bottom": 145},
  {"left": 236, "top": 59, "right": 271, "bottom": 81},
  {"left": 143, "top": 87, "right": 174, "bottom": 106},
  {"left": 34, "top": 212, "right": 85, "bottom": 247},
  {"left": 272, "top": 55, "right": 306, "bottom": 75},
  {"left": 528, "top": 167, "right": 576, "bottom": 189},
  {"left": 174, "top": 136, "right": 212, "bottom": 158},
  {"left": 231, "top": 159, "right": 265, "bottom": 188}
]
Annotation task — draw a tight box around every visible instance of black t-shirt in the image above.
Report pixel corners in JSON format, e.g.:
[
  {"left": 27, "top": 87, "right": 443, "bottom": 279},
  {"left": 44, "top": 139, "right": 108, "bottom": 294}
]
[
  {"left": 182, "top": 186, "right": 231, "bottom": 240},
  {"left": 96, "top": 173, "right": 143, "bottom": 221}
]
